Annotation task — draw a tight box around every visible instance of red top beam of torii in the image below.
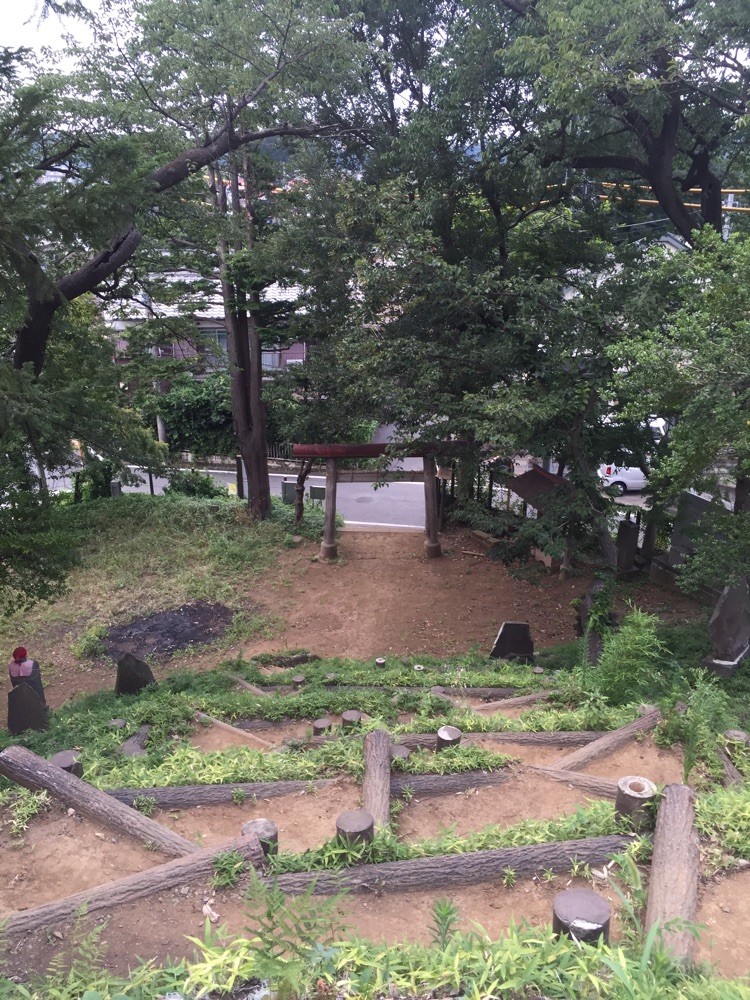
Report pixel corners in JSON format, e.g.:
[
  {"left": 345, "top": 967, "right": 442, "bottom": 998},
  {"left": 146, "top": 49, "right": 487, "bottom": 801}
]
[{"left": 291, "top": 441, "right": 467, "bottom": 459}]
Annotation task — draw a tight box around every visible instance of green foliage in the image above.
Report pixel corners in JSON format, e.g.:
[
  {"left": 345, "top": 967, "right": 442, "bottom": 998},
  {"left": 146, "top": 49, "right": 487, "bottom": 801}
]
[
  {"left": 210, "top": 849, "right": 249, "bottom": 889},
  {"left": 429, "top": 897, "right": 460, "bottom": 949},
  {"left": 164, "top": 468, "right": 228, "bottom": 499},
  {"left": 146, "top": 373, "right": 235, "bottom": 457},
  {"left": 132, "top": 794, "right": 156, "bottom": 817},
  {"left": 593, "top": 608, "right": 668, "bottom": 706},
  {"left": 70, "top": 623, "right": 107, "bottom": 659},
  {"left": 696, "top": 784, "right": 750, "bottom": 863}
]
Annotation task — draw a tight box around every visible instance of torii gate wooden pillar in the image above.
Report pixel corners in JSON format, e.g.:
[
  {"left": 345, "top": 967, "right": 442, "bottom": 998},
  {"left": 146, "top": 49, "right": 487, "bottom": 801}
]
[{"left": 291, "top": 443, "right": 456, "bottom": 561}]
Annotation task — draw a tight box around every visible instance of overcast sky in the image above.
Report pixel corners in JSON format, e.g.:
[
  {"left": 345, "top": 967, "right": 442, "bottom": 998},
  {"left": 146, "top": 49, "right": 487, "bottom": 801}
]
[{"left": 5, "top": 1, "right": 96, "bottom": 53}]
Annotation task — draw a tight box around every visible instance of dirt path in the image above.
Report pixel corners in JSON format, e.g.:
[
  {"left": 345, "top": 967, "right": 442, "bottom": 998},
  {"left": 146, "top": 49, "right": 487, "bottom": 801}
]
[{"left": 7, "top": 528, "right": 704, "bottom": 716}]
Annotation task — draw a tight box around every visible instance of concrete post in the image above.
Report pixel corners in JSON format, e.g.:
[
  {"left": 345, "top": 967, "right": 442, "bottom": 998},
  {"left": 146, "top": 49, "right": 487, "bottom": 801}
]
[
  {"left": 423, "top": 455, "right": 442, "bottom": 558},
  {"left": 320, "top": 458, "right": 338, "bottom": 560}
]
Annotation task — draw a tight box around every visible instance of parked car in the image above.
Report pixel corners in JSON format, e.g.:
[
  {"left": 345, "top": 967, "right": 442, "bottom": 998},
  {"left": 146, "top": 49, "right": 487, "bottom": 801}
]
[{"left": 597, "top": 462, "right": 647, "bottom": 494}]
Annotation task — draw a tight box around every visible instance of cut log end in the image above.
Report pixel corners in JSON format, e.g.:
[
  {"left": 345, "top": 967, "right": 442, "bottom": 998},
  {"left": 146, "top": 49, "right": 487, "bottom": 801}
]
[
  {"left": 553, "top": 888, "right": 611, "bottom": 944},
  {"left": 341, "top": 710, "right": 363, "bottom": 729},
  {"left": 336, "top": 808, "right": 374, "bottom": 845},
  {"left": 375, "top": 657, "right": 386, "bottom": 668},
  {"left": 292, "top": 675, "right": 305, "bottom": 689},
  {"left": 615, "top": 775, "right": 658, "bottom": 830},
  {"left": 241, "top": 818, "right": 279, "bottom": 856},
  {"left": 312, "top": 717, "right": 333, "bottom": 736},
  {"left": 436, "top": 725, "right": 462, "bottom": 750},
  {"left": 391, "top": 744, "right": 411, "bottom": 762}
]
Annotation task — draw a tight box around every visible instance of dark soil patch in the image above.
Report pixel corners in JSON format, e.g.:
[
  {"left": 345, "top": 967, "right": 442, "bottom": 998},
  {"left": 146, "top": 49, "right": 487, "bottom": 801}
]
[{"left": 104, "top": 601, "right": 235, "bottom": 661}]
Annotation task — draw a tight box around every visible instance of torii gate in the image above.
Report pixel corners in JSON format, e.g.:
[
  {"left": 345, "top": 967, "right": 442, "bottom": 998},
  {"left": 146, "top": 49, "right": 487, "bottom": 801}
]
[{"left": 292, "top": 442, "right": 462, "bottom": 561}]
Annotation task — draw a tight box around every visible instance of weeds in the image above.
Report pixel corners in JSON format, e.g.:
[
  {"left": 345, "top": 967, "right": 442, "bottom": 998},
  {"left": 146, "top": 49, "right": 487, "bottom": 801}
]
[{"left": 210, "top": 849, "right": 249, "bottom": 889}]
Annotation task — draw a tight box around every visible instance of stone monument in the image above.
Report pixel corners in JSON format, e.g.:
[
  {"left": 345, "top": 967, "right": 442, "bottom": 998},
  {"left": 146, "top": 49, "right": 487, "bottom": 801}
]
[{"left": 703, "top": 580, "right": 750, "bottom": 678}]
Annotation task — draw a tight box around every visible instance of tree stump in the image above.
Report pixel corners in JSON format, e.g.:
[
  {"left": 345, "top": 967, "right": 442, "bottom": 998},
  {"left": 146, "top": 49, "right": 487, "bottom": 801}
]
[
  {"left": 341, "top": 710, "right": 363, "bottom": 729},
  {"left": 375, "top": 657, "right": 386, "bottom": 669},
  {"left": 725, "top": 729, "right": 750, "bottom": 748},
  {"left": 391, "top": 744, "right": 411, "bottom": 762},
  {"left": 312, "top": 718, "right": 332, "bottom": 736},
  {"left": 241, "top": 818, "right": 278, "bottom": 856},
  {"left": 292, "top": 675, "right": 305, "bottom": 689},
  {"left": 614, "top": 775, "right": 657, "bottom": 829},
  {"left": 49, "top": 750, "right": 83, "bottom": 778},
  {"left": 336, "top": 808, "right": 374, "bottom": 845},
  {"left": 553, "top": 888, "right": 611, "bottom": 943},
  {"left": 436, "top": 725, "right": 461, "bottom": 750},
  {"left": 108, "top": 718, "right": 126, "bottom": 729},
  {"left": 324, "top": 673, "right": 338, "bottom": 685}
]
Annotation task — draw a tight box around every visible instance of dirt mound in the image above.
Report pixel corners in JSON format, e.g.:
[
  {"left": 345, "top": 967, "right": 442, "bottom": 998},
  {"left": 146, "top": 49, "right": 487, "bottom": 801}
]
[{"left": 104, "top": 601, "right": 234, "bottom": 661}]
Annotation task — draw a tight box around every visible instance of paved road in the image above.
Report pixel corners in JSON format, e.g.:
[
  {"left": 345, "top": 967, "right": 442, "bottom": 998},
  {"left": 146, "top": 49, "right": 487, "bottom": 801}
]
[
  {"left": 47, "top": 462, "right": 648, "bottom": 530},
  {"left": 47, "top": 466, "right": 428, "bottom": 528}
]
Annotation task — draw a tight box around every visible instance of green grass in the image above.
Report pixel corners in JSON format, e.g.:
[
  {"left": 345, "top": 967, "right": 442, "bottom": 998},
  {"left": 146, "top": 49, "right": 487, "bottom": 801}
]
[{"left": 0, "top": 493, "right": 327, "bottom": 669}]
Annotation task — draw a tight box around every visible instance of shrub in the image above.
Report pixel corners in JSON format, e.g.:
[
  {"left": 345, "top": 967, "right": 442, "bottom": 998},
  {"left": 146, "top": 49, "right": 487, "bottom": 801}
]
[
  {"left": 163, "top": 469, "right": 228, "bottom": 498},
  {"left": 595, "top": 607, "right": 667, "bottom": 706}
]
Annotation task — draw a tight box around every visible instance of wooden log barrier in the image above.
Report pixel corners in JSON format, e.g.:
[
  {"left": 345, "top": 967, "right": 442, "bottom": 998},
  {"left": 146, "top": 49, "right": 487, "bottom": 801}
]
[
  {"left": 4, "top": 833, "right": 264, "bottom": 937},
  {"left": 644, "top": 784, "right": 699, "bottom": 964},
  {"left": 390, "top": 769, "right": 512, "bottom": 798},
  {"left": 363, "top": 729, "right": 392, "bottom": 827},
  {"left": 264, "top": 834, "right": 634, "bottom": 895},
  {"left": 552, "top": 710, "right": 661, "bottom": 772},
  {"left": 108, "top": 778, "right": 337, "bottom": 808},
  {"left": 228, "top": 674, "right": 269, "bottom": 698},
  {"left": 194, "top": 711, "right": 273, "bottom": 749},
  {"left": 717, "top": 748, "right": 743, "bottom": 787},
  {"left": 473, "top": 691, "right": 556, "bottom": 714},
  {"left": 0, "top": 746, "right": 198, "bottom": 858},
  {"left": 107, "top": 768, "right": 515, "bottom": 812},
  {"left": 389, "top": 730, "right": 606, "bottom": 752},
  {"left": 524, "top": 766, "right": 619, "bottom": 800}
]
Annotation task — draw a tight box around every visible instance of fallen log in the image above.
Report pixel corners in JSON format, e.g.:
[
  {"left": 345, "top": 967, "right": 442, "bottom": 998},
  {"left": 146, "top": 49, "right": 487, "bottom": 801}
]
[
  {"left": 264, "top": 834, "right": 634, "bottom": 895},
  {"left": 391, "top": 769, "right": 512, "bottom": 798},
  {"left": 108, "top": 778, "right": 337, "bottom": 809},
  {"left": 228, "top": 674, "right": 270, "bottom": 698},
  {"left": 0, "top": 746, "right": 198, "bottom": 858},
  {"left": 717, "top": 747, "right": 743, "bottom": 786},
  {"left": 362, "top": 730, "right": 392, "bottom": 827},
  {"left": 523, "top": 766, "right": 618, "bottom": 799},
  {"left": 194, "top": 711, "right": 273, "bottom": 749},
  {"left": 392, "top": 730, "right": 606, "bottom": 751},
  {"left": 4, "top": 833, "right": 264, "bottom": 937},
  {"left": 473, "top": 691, "right": 555, "bottom": 714},
  {"left": 552, "top": 710, "right": 661, "bottom": 772},
  {"left": 644, "top": 784, "right": 699, "bottom": 964}
]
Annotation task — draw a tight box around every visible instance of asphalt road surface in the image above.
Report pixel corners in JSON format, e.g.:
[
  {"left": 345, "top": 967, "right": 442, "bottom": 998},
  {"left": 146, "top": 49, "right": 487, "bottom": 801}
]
[{"left": 47, "top": 466, "right": 428, "bottom": 529}]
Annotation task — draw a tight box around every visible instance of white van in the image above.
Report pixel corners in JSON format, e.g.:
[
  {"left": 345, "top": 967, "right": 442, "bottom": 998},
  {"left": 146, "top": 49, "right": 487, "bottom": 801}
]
[{"left": 598, "top": 463, "right": 647, "bottom": 494}]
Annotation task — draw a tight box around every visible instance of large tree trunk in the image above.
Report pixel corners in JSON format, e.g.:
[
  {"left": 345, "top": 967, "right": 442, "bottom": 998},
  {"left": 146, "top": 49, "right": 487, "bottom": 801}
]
[
  {"left": 0, "top": 746, "right": 198, "bottom": 857},
  {"left": 4, "top": 833, "right": 264, "bottom": 937},
  {"left": 263, "top": 835, "right": 634, "bottom": 895}
]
